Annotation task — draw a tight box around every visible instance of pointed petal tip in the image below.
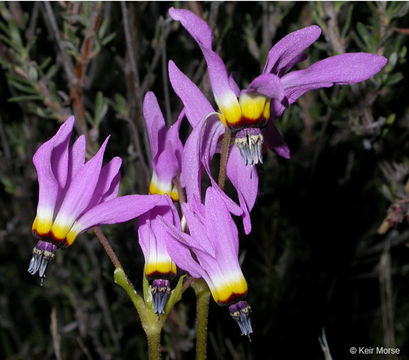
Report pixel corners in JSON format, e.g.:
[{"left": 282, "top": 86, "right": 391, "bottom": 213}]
[{"left": 278, "top": 148, "right": 291, "bottom": 159}]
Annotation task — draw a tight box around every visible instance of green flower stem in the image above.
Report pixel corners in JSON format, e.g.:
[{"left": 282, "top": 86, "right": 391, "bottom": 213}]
[
  {"left": 218, "top": 127, "right": 232, "bottom": 190},
  {"left": 114, "top": 269, "right": 187, "bottom": 360},
  {"left": 114, "top": 268, "right": 162, "bottom": 359},
  {"left": 192, "top": 279, "right": 211, "bottom": 360}
]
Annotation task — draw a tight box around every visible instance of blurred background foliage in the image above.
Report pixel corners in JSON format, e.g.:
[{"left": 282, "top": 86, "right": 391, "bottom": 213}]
[{"left": 1, "top": 2, "right": 409, "bottom": 359}]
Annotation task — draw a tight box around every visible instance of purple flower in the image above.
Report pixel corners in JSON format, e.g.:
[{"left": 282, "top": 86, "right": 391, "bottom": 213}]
[
  {"left": 141, "top": 91, "right": 187, "bottom": 313},
  {"left": 138, "top": 203, "right": 180, "bottom": 314},
  {"left": 31, "top": 116, "right": 168, "bottom": 249},
  {"left": 169, "top": 7, "right": 387, "bottom": 164},
  {"left": 143, "top": 91, "right": 183, "bottom": 201},
  {"left": 169, "top": 60, "right": 257, "bottom": 234},
  {"left": 160, "top": 186, "right": 248, "bottom": 306}
]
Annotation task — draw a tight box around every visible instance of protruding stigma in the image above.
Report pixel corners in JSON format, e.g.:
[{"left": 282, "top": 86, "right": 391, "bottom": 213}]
[
  {"left": 151, "top": 279, "right": 171, "bottom": 315},
  {"left": 229, "top": 300, "right": 253, "bottom": 339},
  {"left": 28, "top": 240, "right": 57, "bottom": 284},
  {"left": 234, "top": 128, "right": 263, "bottom": 166}
]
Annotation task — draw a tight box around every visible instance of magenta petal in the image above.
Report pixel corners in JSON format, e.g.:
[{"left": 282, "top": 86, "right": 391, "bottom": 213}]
[
  {"left": 248, "top": 73, "right": 285, "bottom": 101},
  {"left": 281, "top": 53, "right": 387, "bottom": 103},
  {"left": 166, "top": 109, "right": 185, "bottom": 169},
  {"left": 169, "top": 7, "right": 213, "bottom": 49},
  {"left": 229, "top": 73, "right": 240, "bottom": 97},
  {"left": 138, "top": 205, "right": 179, "bottom": 265},
  {"left": 204, "top": 187, "right": 239, "bottom": 259},
  {"left": 155, "top": 148, "right": 179, "bottom": 183},
  {"left": 73, "top": 194, "right": 168, "bottom": 234},
  {"left": 263, "top": 25, "right": 321, "bottom": 75},
  {"left": 226, "top": 146, "right": 258, "bottom": 234},
  {"left": 169, "top": 8, "right": 239, "bottom": 115},
  {"left": 169, "top": 60, "right": 214, "bottom": 127},
  {"left": 33, "top": 117, "right": 75, "bottom": 213},
  {"left": 67, "top": 135, "right": 86, "bottom": 184},
  {"left": 102, "top": 172, "right": 120, "bottom": 202},
  {"left": 262, "top": 120, "right": 291, "bottom": 159},
  {"left": 181, "top": 203, "right": 216, "bottom": 256},
  {"left": 182, "top": 111, "right": 225, "bottom": 204},
  {"left": 201, "top": 46, "right": 240, "bottom": 115},
  {"left": 158, "top": 215, "right": 207, "bottom": 278},
  {"left": 85, "top": 156, "right": 122, "bottom": 211},
  {"left": 51, "top": 116, "right": 75, "bottom": 190},
  {"left": 54, "top": 137, "right": 110, "bottom": 223},
  {"left": 143, "top": 91, "right": 166, "bottom": 160}
]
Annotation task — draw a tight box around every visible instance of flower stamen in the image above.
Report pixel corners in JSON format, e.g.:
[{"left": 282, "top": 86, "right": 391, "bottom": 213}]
[
  {"left": 234, "top": 128, "right": 264, "bottom": 166},
  {"left": 229, "top": 300, "right": 253, "bottom": 339},
  {"left": 151, "top": 279, "right": 171, "bottom": 315},
  {"left": 28, "top": 240, "right": 57, "bottom": 284}
]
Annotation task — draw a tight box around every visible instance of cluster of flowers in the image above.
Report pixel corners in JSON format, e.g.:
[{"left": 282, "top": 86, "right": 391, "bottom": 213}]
[{"left": 28, "top": 8, "right": 387, "bottom": 336}]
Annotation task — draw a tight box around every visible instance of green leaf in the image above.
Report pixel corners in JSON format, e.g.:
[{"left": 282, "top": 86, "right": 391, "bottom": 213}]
[
  {"left": 0, "top": 174, "right": 15, "bottom": 194},
  {"left": 8, "top": 95, "right": 43, "bottom": 102},
  {"left": 93, "top": 91, "right": 108, "bottom": 127},
  {"left": 101, "top": 32, "right": 116, "bottom": 47},
  {"left": 385, "top": 72, "right": 404, "bottom": 87},
  {"left": 164, "top": 275, "right": 186, "bottom": 315},
  {"left": 341, "top": 4, "right": 354, "bottom": 39}
]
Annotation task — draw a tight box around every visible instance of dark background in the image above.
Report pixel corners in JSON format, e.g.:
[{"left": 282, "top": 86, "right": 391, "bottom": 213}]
[{"left": 1, "top": 2, "right": 409, "bottom": 359}]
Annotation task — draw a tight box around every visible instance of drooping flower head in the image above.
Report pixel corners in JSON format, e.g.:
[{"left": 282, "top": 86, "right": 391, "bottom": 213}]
[
  {"left": 169, "top": 60, "right": 257, "bottom": 234},
  {"left": 143, "top": 91, "right": 183, "bottom": 201},
  {"left": 141, "top": 92, "right": 184, "bottom": 313},
  {"left": 30, "top": 116, "right": 169, "bottom": 279},
  {"left": 138, "top": 203, "right": 180, "bottom": 314},
  {"left": 169, "top": 7, "right": 387, "bottom": 165},
  {"left": 159, "top": 186, "right": 252, "bottom": 335}
]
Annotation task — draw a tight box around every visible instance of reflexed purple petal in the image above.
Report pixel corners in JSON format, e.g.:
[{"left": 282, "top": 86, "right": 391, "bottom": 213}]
[
  {"left": 33, "top": 116, "right": 75, "bottom": 214},
  {"left": 85, "top": 156, "right": 122, "bottom": 211},
  {"left": 270, "top": 98, "right": 287, "bottom": 118},
  {"left": 68, "top": 135, "right": 86, "bottom": 184},
  {"left": 262, "top": 120, "right": 291, "bottom": 159},
  {"left": 169, "top": 7, "right": 213, "bottom": 49},
  {"left": 169, "top": 9, "right": 239, "bottom": 118},
  {"left": 163, "top": 234, "right": 204, "bottom": 278},
  {"left": 263, "top": 25, "right": 321, "bottom": 75},
  {"left": 166, "top": 109, "right": 185, "bottom": 169},
  {"left": 181, "top": 203, "right": 216, "bottom": 256},
  {"left": 201, "top": 46, "right": 240, "bottom": 117},
  {"left": 204, "top": 187, "right": 239, "bottom": 259},
  {"left": 169, "top": 60, "right": 214, "bottom": 127},
  {"left": 54, "top": 137, "right": 110, "bottom": 223},
  {"left": 158, "top": 215, "right": 208, "bottom": 278},
  {"left": 280, "top": 53, "right": 308, "bottom": 75},
  {"left": 229, "top": 73, "right": 240, "bottom": 97},
  {"left": 138, "top": 205, "right": 179, "bottom": 266},
  {"left": 51, "top": 116, "right": 75, "bottom": 190},
  {"left": 73, "top": 194, "right": 168, "bottom": 234},
  {"left": 281, "top": 53, "right": 387, "bottom": 103},
  {"left": 181, "top": 112, "right": 223, "bottom": 203},
  {"left": 226, "top": 146, "right": 258, "bottom": 234},
  {"left": 155, "top": 148, "right": 179, "bottom": 183},
  {"left": 143, "top": 91, "right": 166, "bottom": 160},
  {"left": 247, "top": 73, "right": 285, "bottom": 101},
  {"left": 102, "top": 172, "right": 120, "bottom": 202}
]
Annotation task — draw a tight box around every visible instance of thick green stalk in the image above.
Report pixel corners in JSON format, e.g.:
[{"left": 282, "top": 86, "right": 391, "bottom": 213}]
[
  {"left": 146, "top": 329, "right": 161, "bottom": 360},
  {"left": 114, "top": 268, "right": 161, "bottom": 360},
  {"left": 192, "top": 279, "right": 211, "bottom": 360}
]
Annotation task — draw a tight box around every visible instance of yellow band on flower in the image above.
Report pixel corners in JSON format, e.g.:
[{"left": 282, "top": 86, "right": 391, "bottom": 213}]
[
  {"left": 239, "top": 92, "right": 270, "bottom": 126},
  {"left": 211, "top": 275, "right": 248, "bottom": 305},
  {"left": 149, "top": 174, "right": 179, "bottom": 201},
  {"left": 145, "top": 260, "right": 177, "bottom": 280}
]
